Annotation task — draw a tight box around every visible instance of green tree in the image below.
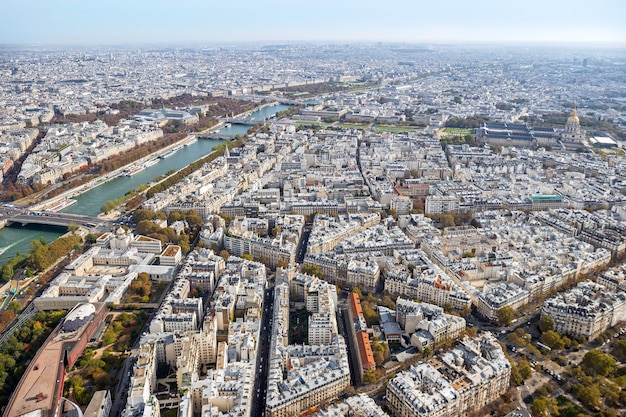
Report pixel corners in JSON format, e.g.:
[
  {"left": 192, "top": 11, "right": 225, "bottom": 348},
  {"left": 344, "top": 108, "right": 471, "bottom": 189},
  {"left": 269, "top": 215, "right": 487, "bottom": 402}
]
[
  {"left": 530, "top": 396, "right": 559, "bottom": 417},
  {"left": 573, "top": 383, "right": 601, "bottom": 410},
  {"left": 178, "top": 239, "right": 190, "bottom": 254},
  {"left": 541, "top": 330, "right": 564, "bottom": 350},
  {"left": 496, "top": 306, "right": 515, "bottom": 326},
  {"left": 101, "top": 200, "right": 116, "bottom": 214},
  {"left": 363, "top": 369, "right": 377, "bottom": 384},
  {"left": 301, "top": 264, "right": 323, "bottom": 279},
  {"left": 519, "top": 360, "right": 532, "bottom": 380},
  {"left": 132, "top": 209, "right": 157, "bottom": 222},
  {"left": 218, "top": 212, "right": 234, "bottom": 226},
  {"left": 167, "top": 211, "right": 184, "bottom": 225},
  {"left": 614, "top": 339, "right": 626, "bottom": 362},
  {"left": 185, "top": 212, "right": 203, "bottom": 227},
  {"left": 373, "top": 349, "right": 384, "bottom": 366},
  {"left": 381, "top": 295, "right": 396, "bottom": 310},
  {"left": 362, "top": 305, "right": 379, "bottom": 326},
  {"left": 539, "top": 315, "right": 554, "bottom": 333},
  {"left": 440, "top": 214, "right": 455, "bottom": 228},
  {"left": 464, "top": 327, "right": 478, "bottom": 337},
  {"left": 67, "top": 222, "right": 79, "bottom": 233},
  {"left": 219, "top": 250, "right": 230, "bottom": 261},
  {"left": 509, "top": 364, "right": 522, "bottom": 385},
  {"left": 581, "top": 349, "right": 615, "bottom": 377},
  {"left": 2, "top": 265, "right": 14, "bottom": 281},
  {"left": 136, "top": 219, "right": 160, "bottom": 236},
  {"left": 242, "top": 253, "right": 253, "bottom": 261},
  {"left": 7, "top": 301, "right": 21, "bottom": 313}
]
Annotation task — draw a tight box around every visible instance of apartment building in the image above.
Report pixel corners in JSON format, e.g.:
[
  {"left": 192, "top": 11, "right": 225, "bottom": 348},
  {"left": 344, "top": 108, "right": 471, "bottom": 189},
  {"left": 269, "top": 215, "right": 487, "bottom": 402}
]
[
  {"left": 541, "top": 280, "right": 626, "bottom": 341},
  {"left": 396, "top": 298, "right": 465, "bottom": 351},
  {"left": 386, "top": 333, "right": 510, "bottom": 417}
]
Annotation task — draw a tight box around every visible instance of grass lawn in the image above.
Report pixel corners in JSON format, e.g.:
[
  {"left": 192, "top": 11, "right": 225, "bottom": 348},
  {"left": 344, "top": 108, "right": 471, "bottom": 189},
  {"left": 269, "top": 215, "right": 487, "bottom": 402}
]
[
  {"left": 374, "top": 125, "right": 422, "bottom": 133},
  {"left": 443, "top": 127, "right": 473, "bottom": 135},
  {"left": 289, "top": 309, "right": 309, "bottom": 344},
  {"left": 336, "top": 123, "right": 370, "bottom": 130},
  {"left": 294, "top": 121, "right": 333, "bottom": 128}
]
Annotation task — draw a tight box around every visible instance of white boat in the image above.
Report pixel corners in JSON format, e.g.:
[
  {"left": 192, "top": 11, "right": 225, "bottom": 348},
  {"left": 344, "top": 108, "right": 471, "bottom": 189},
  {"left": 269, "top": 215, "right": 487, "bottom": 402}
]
[
  {"left": 44, "top": 198, "right": 77, "bottom": 212},
  {"left": 125, "top": 166, "right": 145, "bottom": 177},
  {"left": 160, "top": 149, "right": 176, "bottom": 159}
]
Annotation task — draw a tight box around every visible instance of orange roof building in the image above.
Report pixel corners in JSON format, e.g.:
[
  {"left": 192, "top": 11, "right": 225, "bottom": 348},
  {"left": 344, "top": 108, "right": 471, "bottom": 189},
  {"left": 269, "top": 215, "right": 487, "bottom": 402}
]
[
  {"left": 356, "top": 331, "right": 376, "bottom": 369},
  {"left": 347, "top": 292, "right": 376, "bottom": 371}
]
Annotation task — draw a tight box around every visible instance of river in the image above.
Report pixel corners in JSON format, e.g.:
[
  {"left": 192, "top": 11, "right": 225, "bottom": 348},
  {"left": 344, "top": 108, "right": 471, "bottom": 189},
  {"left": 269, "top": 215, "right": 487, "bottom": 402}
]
[{"left": 0, "top": 103, "right": 291, "bottom": 265}]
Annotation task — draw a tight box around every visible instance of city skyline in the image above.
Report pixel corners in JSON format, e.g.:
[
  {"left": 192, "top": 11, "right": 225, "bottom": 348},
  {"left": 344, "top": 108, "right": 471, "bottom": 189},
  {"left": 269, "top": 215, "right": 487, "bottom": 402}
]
[{"left": 1, "top": 0, "right": 625, "bottom": 46}]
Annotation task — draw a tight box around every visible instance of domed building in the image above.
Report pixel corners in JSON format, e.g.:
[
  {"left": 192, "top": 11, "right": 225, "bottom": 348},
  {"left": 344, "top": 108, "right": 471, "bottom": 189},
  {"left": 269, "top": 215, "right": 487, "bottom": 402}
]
[{"left": 560, "top": 109, "right": 586, "bottom": 149}]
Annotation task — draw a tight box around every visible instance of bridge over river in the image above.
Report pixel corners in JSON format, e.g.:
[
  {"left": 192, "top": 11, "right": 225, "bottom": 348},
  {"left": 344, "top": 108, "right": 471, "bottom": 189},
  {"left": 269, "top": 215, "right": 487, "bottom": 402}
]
[{"left": 4, "top": 212, "right": 111, "bottom": 229}]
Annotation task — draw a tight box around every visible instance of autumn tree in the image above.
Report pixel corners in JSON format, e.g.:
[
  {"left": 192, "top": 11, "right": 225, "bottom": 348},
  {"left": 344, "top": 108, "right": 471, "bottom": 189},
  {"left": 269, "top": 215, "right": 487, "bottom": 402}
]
[{"left": 130, "top": 273, "right": 152, "bottom": 299}]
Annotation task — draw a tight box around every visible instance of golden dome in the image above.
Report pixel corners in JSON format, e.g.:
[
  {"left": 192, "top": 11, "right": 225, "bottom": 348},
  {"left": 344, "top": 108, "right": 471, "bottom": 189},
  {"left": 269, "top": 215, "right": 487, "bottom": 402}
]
[{"left": 567, "top": 109, "right": 579, "bottom": 124}]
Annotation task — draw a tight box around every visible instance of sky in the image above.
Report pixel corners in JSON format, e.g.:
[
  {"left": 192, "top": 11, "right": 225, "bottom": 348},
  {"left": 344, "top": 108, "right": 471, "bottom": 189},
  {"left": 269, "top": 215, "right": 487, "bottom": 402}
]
[{"left": 1, "top": 0, "right": 625, "bottom": 46}]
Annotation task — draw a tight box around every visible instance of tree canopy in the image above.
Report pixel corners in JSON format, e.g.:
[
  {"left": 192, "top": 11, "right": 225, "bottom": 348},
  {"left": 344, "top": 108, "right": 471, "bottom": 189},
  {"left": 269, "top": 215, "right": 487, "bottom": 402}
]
[
  {"left": 539, "top": 315, "right": 554, "bottom": 333},
  {"left": 301, "top": 264, "right": 323, "bottom": 279},
  {"left": 581, "top": 349, "right": 615, "bottom": 377},
  {"left": 496, "top": 306, "right": 515, "bottom": 326},
  {"left": 530, "top": 395, "right": 558, "bottom": 417}
]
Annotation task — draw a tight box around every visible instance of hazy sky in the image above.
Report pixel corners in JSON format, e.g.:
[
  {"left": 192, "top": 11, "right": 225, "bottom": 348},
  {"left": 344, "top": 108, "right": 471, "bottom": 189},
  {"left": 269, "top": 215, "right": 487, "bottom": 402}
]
[{"left": 1, "top": 0, "right": 625, "bottom": 45}]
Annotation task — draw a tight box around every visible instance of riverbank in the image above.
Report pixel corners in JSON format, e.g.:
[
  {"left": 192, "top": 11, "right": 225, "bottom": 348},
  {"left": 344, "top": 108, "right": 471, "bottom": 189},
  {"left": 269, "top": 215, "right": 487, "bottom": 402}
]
[
  {"left": 28, "top": 134, "right": 200, "bottom": 213},
  {"left": 0, "top": 103, "right": 290, "bottom": 264},
  {"left": 26, "top": 105, "right": 265, "bottom": 215}
]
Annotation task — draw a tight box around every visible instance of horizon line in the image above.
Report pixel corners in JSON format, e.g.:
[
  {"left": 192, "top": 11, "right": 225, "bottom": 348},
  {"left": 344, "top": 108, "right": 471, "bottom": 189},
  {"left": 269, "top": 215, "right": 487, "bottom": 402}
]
[{"left": 2, "top": 39, "right": 626, "bottom": 49}]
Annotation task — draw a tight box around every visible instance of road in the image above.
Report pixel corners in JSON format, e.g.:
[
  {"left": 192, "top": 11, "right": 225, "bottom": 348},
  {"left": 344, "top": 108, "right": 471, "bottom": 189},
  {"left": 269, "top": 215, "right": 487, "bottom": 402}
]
[{"left": 251, "top": 285, "right": 274, "bottom": 417}]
